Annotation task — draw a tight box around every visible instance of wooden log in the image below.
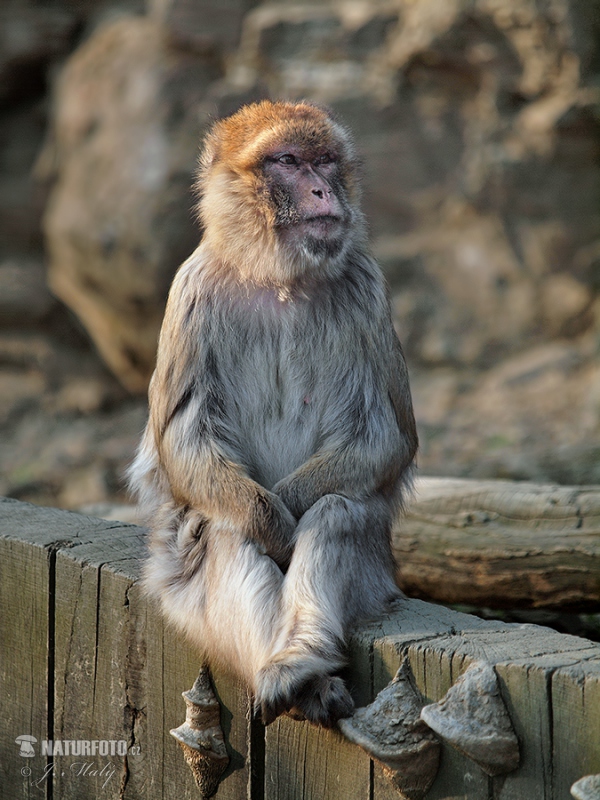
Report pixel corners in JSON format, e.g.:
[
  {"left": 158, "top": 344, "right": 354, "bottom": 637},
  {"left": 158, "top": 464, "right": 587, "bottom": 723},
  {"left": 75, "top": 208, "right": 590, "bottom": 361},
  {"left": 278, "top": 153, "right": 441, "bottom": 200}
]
[
  {"left": 394, "top": 477, "right": 600, "bottom": 610},
  {"left": 2, "top": 495, "right": 600, "bottom": 799}
]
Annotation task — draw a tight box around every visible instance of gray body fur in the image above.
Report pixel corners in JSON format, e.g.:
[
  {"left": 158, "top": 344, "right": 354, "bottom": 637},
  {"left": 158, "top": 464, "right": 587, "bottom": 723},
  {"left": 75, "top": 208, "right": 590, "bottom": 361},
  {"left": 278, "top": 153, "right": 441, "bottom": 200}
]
[{"left": 129, "top": 102, "right": 417, "bottom": 725}]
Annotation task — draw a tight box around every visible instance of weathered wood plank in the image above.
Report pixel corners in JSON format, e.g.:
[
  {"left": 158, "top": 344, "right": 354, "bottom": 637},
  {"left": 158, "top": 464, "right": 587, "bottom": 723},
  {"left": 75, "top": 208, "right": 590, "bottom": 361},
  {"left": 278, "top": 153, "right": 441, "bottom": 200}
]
[
  {"left": 3, "top": 496, "right": 600, "bottom": 800},
  {"left": 0, "top": 496, "right": 133, "bottom": 800},
  {"left": 210, "top": 666, "right": 259, "bottom": 800},
  {"left": 265, "top": 720, "right": 370, "bottom": 800},
  {"left": 49, "top": 521, "right": 144, "bottom": 798},
  {"left": 264, "top": 626, "right": 373, "bottom": 800},
  {"left": 552, "top": 659, "right": 600, "bottom": 799},
  {"left": 0, "top": 534, "right": 51, "bottom": 800},
  {"left": 395, "top": 478, "right": 600, "bottom": 609}
]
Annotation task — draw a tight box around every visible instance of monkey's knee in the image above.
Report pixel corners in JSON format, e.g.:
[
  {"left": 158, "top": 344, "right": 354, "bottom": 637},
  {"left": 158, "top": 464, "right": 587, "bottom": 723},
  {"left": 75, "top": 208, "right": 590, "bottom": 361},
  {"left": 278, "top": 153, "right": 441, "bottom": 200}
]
[
  {"left": 296, "top": 494, "right": 360, "bottom": 543},
  {"left": 299, "top": 493, "right": 389, "bottom": 535}
]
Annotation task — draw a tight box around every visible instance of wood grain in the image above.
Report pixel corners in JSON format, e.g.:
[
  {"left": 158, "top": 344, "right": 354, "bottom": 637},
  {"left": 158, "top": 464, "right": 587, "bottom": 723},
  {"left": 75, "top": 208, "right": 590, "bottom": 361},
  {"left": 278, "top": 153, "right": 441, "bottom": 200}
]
[
  {"left": 2, "top": 494, "right": 600, "bottom": 799},
  {"left": 395, "top": 477, "right": 600, "bottom": 609}
]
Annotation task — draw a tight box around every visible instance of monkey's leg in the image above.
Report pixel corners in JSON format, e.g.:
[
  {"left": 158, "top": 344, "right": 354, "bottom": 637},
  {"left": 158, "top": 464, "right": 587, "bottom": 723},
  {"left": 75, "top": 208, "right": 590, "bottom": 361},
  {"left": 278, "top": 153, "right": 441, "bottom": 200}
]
[
  {"left": 146, "top": 510, "right": 286, "bottom": 686},
  {"left": 199, "top": 530, "right": 287, "bottom": 681},
  {"left": 255, "top": 494, "right": 400, "bottom": 726}
]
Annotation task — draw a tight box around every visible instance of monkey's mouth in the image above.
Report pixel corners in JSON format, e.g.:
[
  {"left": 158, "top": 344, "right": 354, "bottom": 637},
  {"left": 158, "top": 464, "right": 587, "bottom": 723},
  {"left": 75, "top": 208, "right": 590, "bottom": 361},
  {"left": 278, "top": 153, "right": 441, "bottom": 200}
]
[
  {"left": 301, "top": 215, "right": 344, "bottom": 234},
  {"left": 304, "top": 214, "right": 341, "bottom": 224}
]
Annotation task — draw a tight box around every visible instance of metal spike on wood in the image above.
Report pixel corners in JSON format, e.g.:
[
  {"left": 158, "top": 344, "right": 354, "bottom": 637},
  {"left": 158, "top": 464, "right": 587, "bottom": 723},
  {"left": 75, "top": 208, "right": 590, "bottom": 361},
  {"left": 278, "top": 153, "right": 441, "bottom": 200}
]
[
  {"left": 571, "top": 775, "right": 600, "bottom": 800},
  {"left": 170, "top": 667, "right": 229, "bottom": 797},
  {"left": 339, "top": 658, "right": 440, "bottom": 800},
  {"left": 420, "top": 660, "right": 519, "bottom": 777}
]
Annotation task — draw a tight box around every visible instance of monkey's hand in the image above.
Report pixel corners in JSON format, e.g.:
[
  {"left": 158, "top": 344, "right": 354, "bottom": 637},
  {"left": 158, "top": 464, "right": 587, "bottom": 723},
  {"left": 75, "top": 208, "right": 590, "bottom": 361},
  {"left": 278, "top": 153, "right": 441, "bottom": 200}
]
[
  {"left": 157, "top": 416, "right": 297, "bottom": 567},
  {"left": 271, "top": 453, "right": 378, "bottom": 521},
  {"left": 249, "top": 489, "right": 297, "bottom": 571},
  {"left": 271, "top": 443, "right": 405, "bottom": 521}
]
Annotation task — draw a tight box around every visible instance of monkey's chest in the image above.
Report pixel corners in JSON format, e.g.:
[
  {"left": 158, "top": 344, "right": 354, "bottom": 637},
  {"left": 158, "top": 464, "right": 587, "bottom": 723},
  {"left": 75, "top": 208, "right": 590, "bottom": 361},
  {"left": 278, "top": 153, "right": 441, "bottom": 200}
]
[{"left": 224, "top": 347, "right": 323, "bottom": 489}]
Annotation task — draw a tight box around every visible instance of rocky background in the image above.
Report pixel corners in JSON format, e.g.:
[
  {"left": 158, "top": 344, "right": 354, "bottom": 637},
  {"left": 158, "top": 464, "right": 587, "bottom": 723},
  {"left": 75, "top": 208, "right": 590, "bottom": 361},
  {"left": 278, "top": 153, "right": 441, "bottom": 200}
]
[{"left": 1, "top": 0, "right": 600, "bottom": 513}]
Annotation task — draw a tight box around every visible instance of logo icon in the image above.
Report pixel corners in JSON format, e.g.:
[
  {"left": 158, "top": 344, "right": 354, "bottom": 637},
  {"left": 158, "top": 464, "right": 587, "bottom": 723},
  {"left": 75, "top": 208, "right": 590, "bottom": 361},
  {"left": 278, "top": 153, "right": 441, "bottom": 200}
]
[{"left": 15, "top": 735, "right": 37, "bottom": 757}]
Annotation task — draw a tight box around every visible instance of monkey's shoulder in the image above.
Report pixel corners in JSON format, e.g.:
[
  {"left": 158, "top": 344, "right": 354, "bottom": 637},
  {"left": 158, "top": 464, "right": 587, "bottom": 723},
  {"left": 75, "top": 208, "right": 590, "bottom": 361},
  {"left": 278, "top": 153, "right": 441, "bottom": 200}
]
[{"left": 162, "top": 247, "right": 397, "bottom": 362}]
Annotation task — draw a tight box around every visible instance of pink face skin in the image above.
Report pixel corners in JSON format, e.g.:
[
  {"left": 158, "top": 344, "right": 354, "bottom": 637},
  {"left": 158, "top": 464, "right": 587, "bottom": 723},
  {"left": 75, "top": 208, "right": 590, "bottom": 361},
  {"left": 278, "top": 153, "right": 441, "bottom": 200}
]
[{"left": 262, "top": 147, "right": 349, "bottom": 256}]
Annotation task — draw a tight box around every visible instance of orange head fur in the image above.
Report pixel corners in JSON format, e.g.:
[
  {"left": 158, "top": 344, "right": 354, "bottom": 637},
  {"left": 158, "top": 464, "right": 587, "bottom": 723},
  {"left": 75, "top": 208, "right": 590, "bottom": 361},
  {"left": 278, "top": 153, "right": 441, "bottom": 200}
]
[{"left": 195, "top": 101, "right": 362, "bottom": 286}]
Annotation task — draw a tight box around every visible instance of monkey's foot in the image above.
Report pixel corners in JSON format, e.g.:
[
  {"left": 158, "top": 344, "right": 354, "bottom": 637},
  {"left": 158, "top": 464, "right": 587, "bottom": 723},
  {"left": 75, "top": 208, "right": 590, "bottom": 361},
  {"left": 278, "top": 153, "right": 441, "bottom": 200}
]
[
  {"left": 255, "top": 662, "right": 302, "bottom": 725},
  {"left": 284, "top": 706, "right": 307, "bottom": 721},
  {"left": 255, "top": 663, "right": 353, "bottom": 727},
  {"left": 293, "top": 674, "right": 354, "bottom": 728}
]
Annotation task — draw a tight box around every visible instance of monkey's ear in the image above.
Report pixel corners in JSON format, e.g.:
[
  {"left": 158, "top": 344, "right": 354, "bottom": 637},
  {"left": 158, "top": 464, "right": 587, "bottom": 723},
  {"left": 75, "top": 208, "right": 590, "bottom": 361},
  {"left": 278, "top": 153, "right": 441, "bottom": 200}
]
[
  {"left": 196, "top": 127, "right": 221, "bottom": 193},
  {"left": 199, "top": 139, "right": 216, "bottom": 173}
]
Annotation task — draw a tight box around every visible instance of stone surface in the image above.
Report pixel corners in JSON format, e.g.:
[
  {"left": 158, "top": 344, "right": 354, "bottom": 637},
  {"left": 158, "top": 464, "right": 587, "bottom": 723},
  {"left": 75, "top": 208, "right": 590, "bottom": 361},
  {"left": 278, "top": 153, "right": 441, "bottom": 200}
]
[
  {"left": 42, "top": 15, "right": 221, "bottom": 392},
  {"left": 1, "top": 0, "right": 600, "bottom": 509}
]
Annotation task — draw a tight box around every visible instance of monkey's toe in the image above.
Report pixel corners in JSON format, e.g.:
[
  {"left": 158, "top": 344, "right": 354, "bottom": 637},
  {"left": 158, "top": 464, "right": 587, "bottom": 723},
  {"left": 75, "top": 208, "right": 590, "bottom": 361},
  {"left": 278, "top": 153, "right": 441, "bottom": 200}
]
[
  {"left": 259, "top": 697, "right": 287, "bottom": 726},
  {"left": 293, "top": 675, "right": 354, "bottom": 728},
  {"left": 255, "top": 662, "right": 354, "bottom": 727},
  {"left": 285, "top": 706, "right": 307, "bottom": 721},
  {"left": 255, "top": 663, "right": 301, "bottom": 725}
]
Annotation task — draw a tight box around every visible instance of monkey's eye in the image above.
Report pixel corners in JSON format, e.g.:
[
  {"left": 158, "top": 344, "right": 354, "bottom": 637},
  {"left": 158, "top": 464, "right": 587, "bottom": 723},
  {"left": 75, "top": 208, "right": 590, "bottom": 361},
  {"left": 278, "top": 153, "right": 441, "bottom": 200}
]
[
  {"left": 277, "top": 154, "right": 298, "bottom": 166},
  {"left": 315, "top": 153, "right": 334, "bottom": 165}
]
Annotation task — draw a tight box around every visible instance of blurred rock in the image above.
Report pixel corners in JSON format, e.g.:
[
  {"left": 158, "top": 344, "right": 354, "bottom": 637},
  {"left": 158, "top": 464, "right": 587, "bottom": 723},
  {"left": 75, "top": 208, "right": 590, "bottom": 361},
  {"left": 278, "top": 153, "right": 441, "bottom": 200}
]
[
  {"left": 149, "top": 0, "right": 259, "bottom": 52},
  {"left": 0, "top": 4, "right": 78, "bottom": 107},
  {"left": 42, "top": 15, "right": 221, "bottom": 392},
  {"left": 77, "top": 501, "right": 141, "bottom": 523},
  {"left": 57, "top": 464, "right": 109, "bottom": 508},
  {"left": 0, "top": 1, "right": 143, "bottom": 262},
  {"left": 1, "top": 0, "right": 600, "bottom": 509},
  {"left": 232, "top": 4, "right": 400, "bottom": 102},
  {"left": 0, "top": 369, "right": 47, "bottom": 425},
  {"left": 0, "top": 332, "right": 56, "bottom": 373},
  {"left": 414, "top": 335, "right": 600, "bottom": 482},
  {"left": 0, "top": 259, "right": 56, "bottom": 323},
  {"left": 1, "top": 396, "right": 147, "bottom": 507},
  {"left": 47, "top": 376, "right": 117, "bottom": 415}
]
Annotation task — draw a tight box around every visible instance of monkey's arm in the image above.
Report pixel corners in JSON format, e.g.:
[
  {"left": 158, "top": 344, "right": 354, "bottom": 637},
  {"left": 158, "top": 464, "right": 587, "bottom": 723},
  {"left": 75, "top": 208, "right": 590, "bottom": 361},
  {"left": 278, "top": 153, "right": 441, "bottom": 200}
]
[
  {"left": 147, "top": 268, "right": 297, "bottom": 569},
  {"left": 388, "top": 334, "right": 419, "bottom": 462},
  {"left": 160, "top": 423, "right": 297, "bottom": 569},
  {"left": 273, "top": 335, "right": 417, "bottom": 520}
]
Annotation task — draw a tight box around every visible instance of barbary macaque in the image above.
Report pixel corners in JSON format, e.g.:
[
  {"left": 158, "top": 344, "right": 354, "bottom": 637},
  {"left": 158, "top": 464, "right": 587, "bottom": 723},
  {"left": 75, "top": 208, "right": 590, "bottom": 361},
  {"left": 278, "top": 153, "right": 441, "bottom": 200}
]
[{"left": 129, "top": 100, "right": 418, "bottom": 727}]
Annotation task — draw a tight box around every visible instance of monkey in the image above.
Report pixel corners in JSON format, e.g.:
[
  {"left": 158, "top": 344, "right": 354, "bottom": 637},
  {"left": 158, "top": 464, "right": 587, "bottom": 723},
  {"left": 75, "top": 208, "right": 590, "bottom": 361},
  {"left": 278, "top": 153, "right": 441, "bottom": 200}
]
[{"left": 129, "top": 100, "right": 418, "bottom": 727}]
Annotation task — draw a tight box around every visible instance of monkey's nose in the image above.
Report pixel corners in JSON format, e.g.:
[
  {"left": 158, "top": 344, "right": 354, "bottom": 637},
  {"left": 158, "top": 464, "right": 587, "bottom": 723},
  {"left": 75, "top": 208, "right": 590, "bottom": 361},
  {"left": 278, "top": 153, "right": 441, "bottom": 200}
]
[{"left": 312, "top": 188, "right": 333, "bottom": 199}]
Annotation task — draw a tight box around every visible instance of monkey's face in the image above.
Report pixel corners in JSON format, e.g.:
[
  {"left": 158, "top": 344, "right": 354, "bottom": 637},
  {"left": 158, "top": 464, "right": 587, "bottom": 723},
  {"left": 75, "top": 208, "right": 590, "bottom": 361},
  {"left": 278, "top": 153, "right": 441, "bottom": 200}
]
[
  {"left": 197, "top": 101, "right": 363, "bottom": 282},
  {"left": 262, "top": 147, "right": 351, "bottom": 262}
]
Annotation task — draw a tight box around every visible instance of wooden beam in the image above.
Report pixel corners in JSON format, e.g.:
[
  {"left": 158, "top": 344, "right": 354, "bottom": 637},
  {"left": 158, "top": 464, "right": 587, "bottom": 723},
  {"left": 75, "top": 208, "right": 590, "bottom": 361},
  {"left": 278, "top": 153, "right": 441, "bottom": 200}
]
[
  {"left": 1, "top": 495, "right": 600, "bottom": 799},
  {"left": 0, "top": 498, "right": 255, "bottom": 800}
]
